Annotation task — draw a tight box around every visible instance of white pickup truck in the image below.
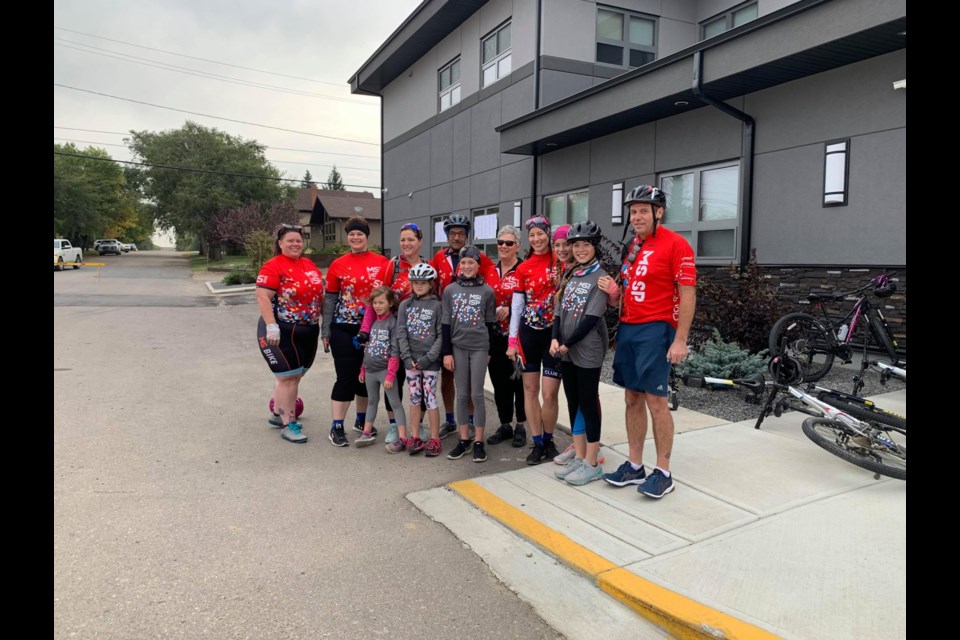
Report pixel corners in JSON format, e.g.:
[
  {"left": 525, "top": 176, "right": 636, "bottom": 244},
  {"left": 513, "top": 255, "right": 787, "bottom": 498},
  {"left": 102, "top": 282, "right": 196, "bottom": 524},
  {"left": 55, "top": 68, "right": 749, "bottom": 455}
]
[{"left": 54, "top": 239, "right": 83, "bottom": 270}]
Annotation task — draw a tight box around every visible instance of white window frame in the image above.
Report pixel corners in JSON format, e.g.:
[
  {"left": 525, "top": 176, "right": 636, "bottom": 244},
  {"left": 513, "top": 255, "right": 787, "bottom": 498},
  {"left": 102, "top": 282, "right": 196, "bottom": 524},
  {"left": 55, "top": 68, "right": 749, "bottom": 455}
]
[
  {"left": 544, "top": 189, "right": 589, "bottom": 228},
  {"left": 700, "top": 1, "right": 759, "bottom": 40},
  {"left": 658, "top": 160, "right": 741, "bottom": 263},
  {"left": 438, "top": 57, "right": 461, "bottom": 112},
  {"left": 595, "top": 5, "right": 657, "bottom": 69},
  {"left": 482, "top": 21, "right": 512, "bottom": 88}
]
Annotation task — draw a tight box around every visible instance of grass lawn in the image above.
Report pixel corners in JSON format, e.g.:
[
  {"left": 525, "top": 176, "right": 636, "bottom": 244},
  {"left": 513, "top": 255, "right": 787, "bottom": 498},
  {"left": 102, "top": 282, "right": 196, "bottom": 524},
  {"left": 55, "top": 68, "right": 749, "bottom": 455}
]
[{"left": 189, "top": 253, "right": 253, "bottom": 272}]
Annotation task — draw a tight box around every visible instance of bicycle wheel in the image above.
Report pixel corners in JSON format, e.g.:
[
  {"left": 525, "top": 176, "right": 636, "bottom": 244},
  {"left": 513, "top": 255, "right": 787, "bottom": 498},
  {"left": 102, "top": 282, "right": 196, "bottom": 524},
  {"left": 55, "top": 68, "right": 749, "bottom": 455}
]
[
  {"left": 769, "top": 313, "right": 835, "bottom": 382},
  {"left": 815, "top": 391, "right": 906, "bottom": 433},
  {"left": 801, "top": 417, "right": 906, "bottom": 480}
]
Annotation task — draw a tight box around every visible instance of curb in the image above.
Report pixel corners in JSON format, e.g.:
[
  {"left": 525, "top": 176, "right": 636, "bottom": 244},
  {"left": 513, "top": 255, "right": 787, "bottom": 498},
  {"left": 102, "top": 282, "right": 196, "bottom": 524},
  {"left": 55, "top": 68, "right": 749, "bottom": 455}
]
[
  {"left": 204, "top": 281, "right": 256, "bottom": 295},
  {"left": 449, "top": 479, "right": 781, "bottom": 640}
]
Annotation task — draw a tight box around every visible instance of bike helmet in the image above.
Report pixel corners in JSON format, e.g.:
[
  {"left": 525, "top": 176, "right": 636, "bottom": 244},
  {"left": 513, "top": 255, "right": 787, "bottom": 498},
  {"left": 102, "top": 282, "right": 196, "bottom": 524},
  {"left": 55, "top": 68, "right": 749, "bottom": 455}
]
[
  {"left": 443, "top": 213, "right": 471, "bottom": 233},
  {"left": 407, "top": 262, "right": 438, "bottom": 282},
  {"left": 623, "top": 184, "right": 666, "bottom": 209},
  {"left": 871, "top": 274, "right": 897, "bottom": 298},
  {"left": 768, "top": 353, "right": 804, "bottom": 385},
  {"left": 566, "top": 220, "right": 603, "bottom": 244}
]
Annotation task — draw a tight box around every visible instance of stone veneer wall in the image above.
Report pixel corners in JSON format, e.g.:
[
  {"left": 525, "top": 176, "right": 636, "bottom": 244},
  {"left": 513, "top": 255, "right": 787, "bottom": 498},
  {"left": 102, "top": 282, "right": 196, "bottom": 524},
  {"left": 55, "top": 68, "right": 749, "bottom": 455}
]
[{"left": 695, "top": 265, "right": 907, "bottom": 354}]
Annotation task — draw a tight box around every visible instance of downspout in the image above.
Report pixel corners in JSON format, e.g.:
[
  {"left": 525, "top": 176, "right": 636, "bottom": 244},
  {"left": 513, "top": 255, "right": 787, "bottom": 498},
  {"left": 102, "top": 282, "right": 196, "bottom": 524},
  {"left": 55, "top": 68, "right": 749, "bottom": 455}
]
[
  {"left": 692, "top": 50, "right": 754, "bottom": 268},
  {"left": 380, "top": 96, "right": 385, "bottom": 254},
  {"left": 530, "top": 0, "right": 542, "bottom": 218}
]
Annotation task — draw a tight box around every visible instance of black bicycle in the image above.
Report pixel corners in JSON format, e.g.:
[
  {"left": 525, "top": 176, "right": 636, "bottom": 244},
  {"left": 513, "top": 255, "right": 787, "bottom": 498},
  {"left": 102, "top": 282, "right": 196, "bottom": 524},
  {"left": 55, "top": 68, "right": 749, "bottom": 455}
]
[{"left": 768, "top": 272, "right": 902, "bottom": 384}]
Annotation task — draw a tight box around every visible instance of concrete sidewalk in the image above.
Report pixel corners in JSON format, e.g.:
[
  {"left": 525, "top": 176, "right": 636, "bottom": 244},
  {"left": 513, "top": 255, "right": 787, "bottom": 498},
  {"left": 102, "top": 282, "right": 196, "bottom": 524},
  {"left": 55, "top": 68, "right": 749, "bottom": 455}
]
[{"left": 411, "top": 377, "right": 906, "bottom": 639}]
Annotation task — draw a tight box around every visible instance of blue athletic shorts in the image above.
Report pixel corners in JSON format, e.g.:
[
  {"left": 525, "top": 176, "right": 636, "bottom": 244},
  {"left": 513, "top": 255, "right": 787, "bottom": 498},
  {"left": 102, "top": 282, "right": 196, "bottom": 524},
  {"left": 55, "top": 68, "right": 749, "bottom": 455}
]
[{"left": 612, "top": 321, "right": 675, "bottom": 396}]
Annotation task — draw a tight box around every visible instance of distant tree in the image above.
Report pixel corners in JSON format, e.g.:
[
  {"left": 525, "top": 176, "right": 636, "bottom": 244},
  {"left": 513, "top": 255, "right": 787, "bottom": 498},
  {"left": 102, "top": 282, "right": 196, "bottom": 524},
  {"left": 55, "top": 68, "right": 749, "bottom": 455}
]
[
  {"left": 301, "top": 170, "right": 315, "bottom": 188},
  {"left": 209, "top": 201, "right": 299, "bottom": 255},
  {"left": 324, "top": 165, "right": 345, "bottom": 191}
]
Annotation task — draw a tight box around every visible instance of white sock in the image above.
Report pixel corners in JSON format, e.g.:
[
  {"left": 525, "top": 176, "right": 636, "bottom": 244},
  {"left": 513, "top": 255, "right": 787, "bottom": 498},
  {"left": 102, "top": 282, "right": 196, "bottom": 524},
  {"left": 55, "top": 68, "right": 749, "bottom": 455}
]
[
  {"left": 629, "top": 461, "right": 643, "bottom": 471},
  {"left": 655, "top": 466, "right": 671, "bottom": 478}
]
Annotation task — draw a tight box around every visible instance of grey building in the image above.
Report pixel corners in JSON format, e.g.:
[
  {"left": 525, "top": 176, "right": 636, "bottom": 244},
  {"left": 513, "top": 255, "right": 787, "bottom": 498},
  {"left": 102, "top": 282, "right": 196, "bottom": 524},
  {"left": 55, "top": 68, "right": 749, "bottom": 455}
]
[{"left": 350, "top": 0, "right": 907, "bottom": 335}]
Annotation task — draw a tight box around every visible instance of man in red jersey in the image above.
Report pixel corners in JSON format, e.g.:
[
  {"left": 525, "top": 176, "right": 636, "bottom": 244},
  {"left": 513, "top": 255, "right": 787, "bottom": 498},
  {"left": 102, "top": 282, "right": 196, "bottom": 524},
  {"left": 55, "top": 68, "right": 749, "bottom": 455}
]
[{"left": 601, "top": 185, "right": 696, "bottom": 499}]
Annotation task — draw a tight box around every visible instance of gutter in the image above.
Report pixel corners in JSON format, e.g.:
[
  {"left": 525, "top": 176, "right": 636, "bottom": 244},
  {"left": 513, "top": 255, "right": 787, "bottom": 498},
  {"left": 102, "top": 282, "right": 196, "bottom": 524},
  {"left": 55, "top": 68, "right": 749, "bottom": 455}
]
[{"left": 692, "top": 50, "right": 754, "bottom": 268}]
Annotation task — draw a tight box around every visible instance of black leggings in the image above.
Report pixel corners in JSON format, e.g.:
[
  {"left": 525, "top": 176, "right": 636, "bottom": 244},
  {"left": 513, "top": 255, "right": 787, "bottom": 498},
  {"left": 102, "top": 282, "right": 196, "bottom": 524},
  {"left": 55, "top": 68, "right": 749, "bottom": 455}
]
[
  {"left": 561, "top": 362, "right": 602, "bottom": 443},
  {"left": 330, "top": 323, "right": 367, "bottom": 402},
  {"left": 488, "top": 332, "right": 525, "bottom": 425}
]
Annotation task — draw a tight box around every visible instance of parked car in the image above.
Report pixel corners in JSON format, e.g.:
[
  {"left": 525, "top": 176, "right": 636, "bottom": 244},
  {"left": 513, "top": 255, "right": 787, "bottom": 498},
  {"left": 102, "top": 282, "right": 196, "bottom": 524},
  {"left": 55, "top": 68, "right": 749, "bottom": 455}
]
[
  {"left": 94, "top": 239, "right": 109, "bottom": 251},
  {"left": 129, "top": 243, "right": 138, "bottom": 252},
  {"left": 121, "top": 243, "right": 133, "bottom": 253},
  {"left": 54, "top": 239, "right": 83, "bottom": 270},
  {"left": 98, "top": 240, "right": 122, "bottom": 256}
]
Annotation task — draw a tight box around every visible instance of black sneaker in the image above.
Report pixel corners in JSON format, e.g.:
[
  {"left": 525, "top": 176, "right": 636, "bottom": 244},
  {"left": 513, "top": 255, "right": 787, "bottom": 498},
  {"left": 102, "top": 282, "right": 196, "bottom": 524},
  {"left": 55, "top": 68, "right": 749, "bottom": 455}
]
[
  {"left": 486, "top": 423, "right": 514, "bottom": 445},
  {"left": 542, "top": 440, "right": 560, "bottom": 462},
  {"left": 512, "top": 424, "right": 527, "bottom": 448},
  {"left": 352, "top": 422, "right": 377, "bottom": 436},
  {"left": 525, "top": 443, "right": 546, "bottom": 465},
  {"left": 329, "top": 425, "right": 349, "bottom": 447},
  {"left": 472, "top": 442, "right": 487, "bottom": 462},
  {"left": 447, "top": 439, "right": 473, "bottom": 460},
  {"left": 439, "top": 422, "right": 458, "bottom": 439}
]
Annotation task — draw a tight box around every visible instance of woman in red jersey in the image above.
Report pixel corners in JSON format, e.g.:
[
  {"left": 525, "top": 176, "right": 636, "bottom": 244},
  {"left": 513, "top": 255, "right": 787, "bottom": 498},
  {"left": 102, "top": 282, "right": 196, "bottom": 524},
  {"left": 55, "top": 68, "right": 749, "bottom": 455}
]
[
  {"left": 256, "top": 224, "right": 324, "bottom": 444},
  {"left": 321, "top": 216, "right": 390, "bottom": 447}
]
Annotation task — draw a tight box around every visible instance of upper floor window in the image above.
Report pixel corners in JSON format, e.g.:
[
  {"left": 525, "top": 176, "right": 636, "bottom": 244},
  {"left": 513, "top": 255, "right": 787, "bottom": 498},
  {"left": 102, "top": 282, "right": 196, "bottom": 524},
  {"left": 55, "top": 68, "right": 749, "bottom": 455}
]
[
  {"left": 596, "top": 6, "right": 656, "bottom": 68},
  {"left": 659, "top": 161, "right": 740, "bottom": 262},
  {"left": 545, "top": 189, "right": 589, "bottom": 228},
  {"left": 701, "top": 2, "right": 758, "bottom": 40},
  {"left": 472, "top": 206, "right": 501, "bottom": 260},
  {"left": 482, "top": 22, "right": 512, "bottom": 88},
  {"left": 439, "top": 58, "right": 461, "bottom": 112}
]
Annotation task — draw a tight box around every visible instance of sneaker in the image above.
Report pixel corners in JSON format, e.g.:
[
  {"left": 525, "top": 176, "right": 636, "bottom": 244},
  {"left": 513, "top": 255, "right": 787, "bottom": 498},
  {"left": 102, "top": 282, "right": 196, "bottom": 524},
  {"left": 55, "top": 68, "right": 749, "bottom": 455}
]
[
  {"left": 553, "top": 444, "right": 576, "bottom": 465},
  {"left": 385, "top": 423, "right": 399, "bottom": 444},
  {"left": 385, "top": 439, "right": 406, "bottom": 454},
  {"left": 486, "top": 423, "right": 514, "bottom": 445},
  {"left": 525, "top": 444, "right": 546, "bottom": 466},
  {"left": 418, "top": 423, "right": 430, "bottom": 441},
  {"left": 603, "top": 461, "right": 646, "bottom": 487},
  {"left": 281, "top": 422, "right": 307, "bottom": 444},
  {"left": 565, "top": 461, "right": 604, "bottom": 486},
  {"left": 639, "top": 469, "right": 675, "bottom": 499},
  {"left": 355, "top": 432, "right": 376, "bottom": 447},
  {"left": 353, "top": 422, "right": 377, "bottom": 437},
  {"left": 268, "top": 413, "right": 283, "bottom": 429},
  {"left": 472, "top": 442, "right": 487, "bottom": 462},
  {"left": 329, "top": 425, "right": 349, "bottom": 447},
  {"left": 554, "top": 458, "right": 583, "bottom": 480},
  {"left": 542, "top": 440, "right": 560, "bottom": 462},
  {"left": 511, "top": 424, "right": 527, "bottom": 448},
  {"left": 447, "top": 439, "right": 472, "bottom": 460},
  {"left": 408, "top": 437, "right": 425, "bottom": 455},
  {"left": 439, "top": 422, "right": 458, "bottom": 439},
  {"left": 425, "top": 438, "right": 442, "bottom": 457}
]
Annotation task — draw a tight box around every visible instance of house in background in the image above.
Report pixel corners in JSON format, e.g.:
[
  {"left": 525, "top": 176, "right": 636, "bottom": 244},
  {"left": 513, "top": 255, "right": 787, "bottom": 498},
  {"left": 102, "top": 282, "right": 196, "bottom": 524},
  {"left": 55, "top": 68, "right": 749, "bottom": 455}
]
[
  {"left": 295, "top": 185, "right": 383, "bottom": 252},
  {"left": 350, "top": 0, "right": 906, "bottom": 344}
]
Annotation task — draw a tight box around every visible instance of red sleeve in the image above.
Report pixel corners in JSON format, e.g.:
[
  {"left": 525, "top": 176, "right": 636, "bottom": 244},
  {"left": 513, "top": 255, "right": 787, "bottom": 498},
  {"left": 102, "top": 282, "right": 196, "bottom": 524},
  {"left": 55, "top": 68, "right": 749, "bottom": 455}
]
[
  {"left": 256, "top": 258, "right": 281, "bottom": 291},
  {"left": 382, "top": 258, "right": 396, "bottom": 287},
  {"left": 325, "top": 259, "right": 341, "bottom": 293},
  {"left": 674, "top": 238, "right": 697, "bottom": 287},
  {"left": 480, "top": 254, "right": 500, "bottom": 289}
]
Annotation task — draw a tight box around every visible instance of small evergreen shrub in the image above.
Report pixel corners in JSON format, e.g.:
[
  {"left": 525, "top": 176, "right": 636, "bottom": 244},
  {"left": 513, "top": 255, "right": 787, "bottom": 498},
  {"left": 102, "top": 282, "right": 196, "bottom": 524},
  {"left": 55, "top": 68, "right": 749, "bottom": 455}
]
[
  {"left": 678, "top": 328, "right": 768, "bottom": 379},
  {"left": 223, "top": 271, "right": 256, "bottom": 285}
]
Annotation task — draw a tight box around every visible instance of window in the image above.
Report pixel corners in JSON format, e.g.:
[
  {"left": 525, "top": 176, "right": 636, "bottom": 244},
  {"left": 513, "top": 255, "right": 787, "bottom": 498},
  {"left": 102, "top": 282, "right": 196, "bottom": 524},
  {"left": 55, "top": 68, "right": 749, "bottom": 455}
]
[
  {"left": 701, "top": 2, "right": 758, "bottom": 40},
  {"left": 482, "top": 22, "right": 512, "bottom": 88},
  {"left": 544, "top": 189, "right": 589, "bottom": 228},
  {"left": 596, "top": 6, "right": 656, "bottom": 68},
  {"left": 432, "top": 215, "right": 448, "bottom": 251},
  {"left": 439, "top": 58, "right": 461, "bottom": 112},
  {"left": 323, "top": 220, "right": 336, "bottom": 243},
  {"left": 823, "top": 139, "right": 849, "bottom": 207},
  {"left": 658, "top": 161, "right": 740, "bottom": 260},
  {"left": 472, "top": 206, "right": 501, "bottom": 260}
]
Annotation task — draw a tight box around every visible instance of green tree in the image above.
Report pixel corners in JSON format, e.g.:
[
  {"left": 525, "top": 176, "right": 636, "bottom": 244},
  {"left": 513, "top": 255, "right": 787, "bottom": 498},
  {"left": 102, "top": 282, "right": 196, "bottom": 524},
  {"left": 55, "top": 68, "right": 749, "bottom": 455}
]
[
  {"left": 301, "top": 170, "right": 314, "bottom": 188},
  {"left": 126, "top": 121, "right": 287, "bottom": 257},
  {"left": 324, "top": 165, "right": 345, "bottom": 191}
]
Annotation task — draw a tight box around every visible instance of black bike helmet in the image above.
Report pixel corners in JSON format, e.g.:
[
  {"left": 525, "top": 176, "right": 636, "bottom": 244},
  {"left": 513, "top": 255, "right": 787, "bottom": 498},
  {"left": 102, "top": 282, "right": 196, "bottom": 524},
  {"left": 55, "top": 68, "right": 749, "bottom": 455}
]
[
  {"left": 566, "top": 220, "right": 602, "bottom": 245},
  {"left": 872, "top": 274, "right": 897, "bottom": 298},
  {"left": 443, "top": 214, "right": 471, "bottom": 233},
  {"left": 768, "top": 353, "right": 804, "bottom": 385},
  {"left": 623, "top": 184, "right": 666, "bottom": 209}
]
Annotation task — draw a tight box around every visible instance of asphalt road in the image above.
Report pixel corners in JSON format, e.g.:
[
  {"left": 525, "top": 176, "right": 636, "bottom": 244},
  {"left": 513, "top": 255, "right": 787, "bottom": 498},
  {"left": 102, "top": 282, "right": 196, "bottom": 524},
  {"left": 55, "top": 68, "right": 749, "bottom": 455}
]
[{"left": 54, "top": 250, "right": 565, "bottom": 640}]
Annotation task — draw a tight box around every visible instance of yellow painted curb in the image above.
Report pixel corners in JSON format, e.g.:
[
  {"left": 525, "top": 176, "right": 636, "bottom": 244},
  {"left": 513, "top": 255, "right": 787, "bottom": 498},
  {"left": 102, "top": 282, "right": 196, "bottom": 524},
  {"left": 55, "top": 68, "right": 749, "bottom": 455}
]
[{"left": 449, "top": 479, "right": 781, "bottom": 640}]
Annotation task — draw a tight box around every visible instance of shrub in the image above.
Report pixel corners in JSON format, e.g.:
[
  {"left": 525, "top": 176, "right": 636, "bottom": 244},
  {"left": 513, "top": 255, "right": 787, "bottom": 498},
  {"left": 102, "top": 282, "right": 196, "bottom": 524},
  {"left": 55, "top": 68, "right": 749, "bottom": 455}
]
[
  {"left": 223, "top": 271, "right": 256, "bottom": 285},
  {"left": 677, "top": 328, "right": 768, "bottom": 379},
  {"left": 244, "top": 229, "right": 274, "bottom": 273}
]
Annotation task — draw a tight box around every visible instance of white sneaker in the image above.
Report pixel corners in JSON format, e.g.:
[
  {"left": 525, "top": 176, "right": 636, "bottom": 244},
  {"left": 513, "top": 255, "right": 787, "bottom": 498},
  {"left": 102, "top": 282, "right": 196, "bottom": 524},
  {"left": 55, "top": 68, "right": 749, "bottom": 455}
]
[
  {"left": 554, "top": 458, "right": 583, "bottom": 480},
  {"left": 553, "top": 444, "right": 577, "bottom": 466}
]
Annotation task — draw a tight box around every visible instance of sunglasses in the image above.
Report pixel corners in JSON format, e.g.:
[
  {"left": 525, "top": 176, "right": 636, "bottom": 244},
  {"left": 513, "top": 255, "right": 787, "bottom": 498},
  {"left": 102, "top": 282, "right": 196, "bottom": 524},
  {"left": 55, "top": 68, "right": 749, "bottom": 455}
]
[
  {"left": 524, "top": 216, "right": 549, "bottom": 230},
  {"left": 496, "top": 239, "right": 517, "bottom": 247},
  {"left": 278, "top": 223, "right": 304, "bottom": 234},
  {"left": 400, "top": 223, "right": 423, "bottom": 238}
]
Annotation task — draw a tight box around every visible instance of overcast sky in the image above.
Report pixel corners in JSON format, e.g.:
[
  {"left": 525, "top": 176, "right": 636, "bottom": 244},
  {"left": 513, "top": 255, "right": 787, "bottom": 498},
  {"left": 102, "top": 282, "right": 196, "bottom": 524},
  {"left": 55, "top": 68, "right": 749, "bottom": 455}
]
[{"left": 53, "top": 0, "right": 422, "bottom": 219}]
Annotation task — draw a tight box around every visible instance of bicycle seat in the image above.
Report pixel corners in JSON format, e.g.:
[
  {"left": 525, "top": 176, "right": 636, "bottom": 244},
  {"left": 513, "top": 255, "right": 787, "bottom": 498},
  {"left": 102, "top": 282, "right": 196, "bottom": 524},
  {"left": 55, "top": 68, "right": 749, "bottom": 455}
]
[{"left": 736, "top": 373, "right": 766, "bottom": 396}]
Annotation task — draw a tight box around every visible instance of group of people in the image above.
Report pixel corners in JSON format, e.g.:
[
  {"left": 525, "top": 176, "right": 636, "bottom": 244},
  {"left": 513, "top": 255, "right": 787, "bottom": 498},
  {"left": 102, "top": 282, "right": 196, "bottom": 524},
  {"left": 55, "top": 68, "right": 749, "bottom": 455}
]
[{"left": 254, "top": 184, "right": 696, "bottom": 498}]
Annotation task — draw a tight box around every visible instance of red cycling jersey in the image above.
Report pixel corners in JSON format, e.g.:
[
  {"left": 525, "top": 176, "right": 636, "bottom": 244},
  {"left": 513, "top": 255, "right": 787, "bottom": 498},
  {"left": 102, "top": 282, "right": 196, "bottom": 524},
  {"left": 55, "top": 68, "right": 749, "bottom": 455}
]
[
  {"left": 256, "top": 255, "right": 324, "bottom": 325},
  {"left": 619, "top": 226, "right": 696, "bottom": 327},
  {"left": 380, "top": 254, "right": 428, "bottom": 302},
  {"left": 431, "top": 249, "right": 499, "bottom": 295},
  {"left": 508, "top": 251, "right": 559, "bottom": 330},
  {"left": 325, "top": 251, "right": 390, "bottom": 325},
  {"left": 493, "top": 259, "right": 523, "bottom": 335}
]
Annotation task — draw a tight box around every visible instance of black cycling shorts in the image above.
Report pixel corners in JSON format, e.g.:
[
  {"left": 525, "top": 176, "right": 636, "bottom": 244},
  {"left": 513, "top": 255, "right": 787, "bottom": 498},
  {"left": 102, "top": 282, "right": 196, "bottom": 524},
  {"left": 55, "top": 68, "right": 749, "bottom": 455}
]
[
  {"left": 519, "top": 323, "right": 561, "bottom": 379},
  {"left": 257, "top": 318, "right": 319, "bottom": 377}
]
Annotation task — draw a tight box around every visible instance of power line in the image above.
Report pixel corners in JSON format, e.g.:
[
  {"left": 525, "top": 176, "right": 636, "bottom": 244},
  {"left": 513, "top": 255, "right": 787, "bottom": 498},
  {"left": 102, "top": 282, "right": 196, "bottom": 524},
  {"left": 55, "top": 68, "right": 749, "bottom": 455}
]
[
  {"left": 54, "top": 84, "right": 380, "bottom": 146},
  {"left": 53, "top": 26, "right": 351, "bottom": 89},
  {"left": 54, "top": 138, "right": 380, "bottom": 173},
  {"left": 54, "top": 150, "right": 381, "bottom": 190},
  {"left": 54, "top": 38, "right": 376, "bottom": 105},
  {"left": 53, "top": 126, "right": 381, "bottom": 159}
]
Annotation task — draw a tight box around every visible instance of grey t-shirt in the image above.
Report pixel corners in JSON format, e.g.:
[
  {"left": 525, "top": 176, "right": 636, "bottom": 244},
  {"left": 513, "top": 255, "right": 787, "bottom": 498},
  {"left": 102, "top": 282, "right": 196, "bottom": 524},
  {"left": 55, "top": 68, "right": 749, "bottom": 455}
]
[
  {"left": 555, "top": 265, "right": 609, "bottom": 368},
  {"left": 441, "top": 279, "right": 497, "bottom": 352},
  {"left": 362, "top": 313, "right": 399, "bottom": 372},
  {"left": 397, "top": 295, "right": 443, "bottom": 371}
]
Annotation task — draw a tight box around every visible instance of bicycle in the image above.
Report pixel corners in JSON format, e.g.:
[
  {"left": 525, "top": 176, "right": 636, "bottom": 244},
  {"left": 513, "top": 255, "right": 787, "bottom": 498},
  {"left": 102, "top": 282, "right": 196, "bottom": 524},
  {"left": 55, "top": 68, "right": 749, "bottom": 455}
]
[
  {"left": 768, "top": 272, "right": 903, "bottom": 385},
  {"left": 682, "top": 353, "right": 906, "bottom": 480}
]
